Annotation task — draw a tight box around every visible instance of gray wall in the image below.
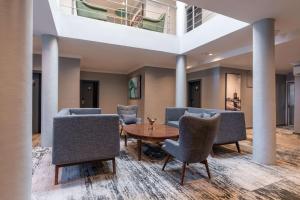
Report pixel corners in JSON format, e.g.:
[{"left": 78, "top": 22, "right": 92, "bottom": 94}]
[{"left": 80, "top": 71, "right": 128, "bottom": 114}]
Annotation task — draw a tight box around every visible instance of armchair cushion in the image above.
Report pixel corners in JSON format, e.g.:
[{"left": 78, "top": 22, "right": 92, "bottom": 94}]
[
  {"left": 183, "top": 110, "right": 213, "bottom": 119},
  {"left": 121, "top": 113, "right": 137, "bottom": 124},
  {"left": 183, "top": 111, "right": 203, "bottom": 118},
  {"left": 167, "top": 121, "right": 179, "bottom": 128}
]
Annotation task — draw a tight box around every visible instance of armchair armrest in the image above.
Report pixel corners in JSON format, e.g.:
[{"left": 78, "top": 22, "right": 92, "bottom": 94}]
[{"left": 214, "top": 111, "right": 246, "bottom": 144}]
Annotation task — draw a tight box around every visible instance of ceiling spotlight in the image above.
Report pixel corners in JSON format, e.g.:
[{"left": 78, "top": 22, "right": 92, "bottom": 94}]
[
  {"left": 208, "top": 53, "right": 213, "bottom": 56},
  {"left": 186, "top": 65, "right": 192, "bottom": 69}
]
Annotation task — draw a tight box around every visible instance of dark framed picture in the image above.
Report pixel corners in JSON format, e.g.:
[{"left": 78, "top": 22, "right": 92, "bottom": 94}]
[
  {"left": 225, "top": 73, "right": 241, "bottom": 111},
  {"left": 128, "top": 76, "right": 141, "bottom": 99}
]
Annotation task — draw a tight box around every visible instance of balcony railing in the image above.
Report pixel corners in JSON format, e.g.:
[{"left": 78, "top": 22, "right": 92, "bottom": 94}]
[
  {"left": 186, "top": 6, "right": 216, "bottom": 32},
  {"left": 60, "top": 0, "right": 176, "bottom": 34}
]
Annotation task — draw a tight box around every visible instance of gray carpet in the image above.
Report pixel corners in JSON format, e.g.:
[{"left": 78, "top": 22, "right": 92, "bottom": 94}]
[{"left": 32, "top": 129, "right": 300, "bottom": 200}]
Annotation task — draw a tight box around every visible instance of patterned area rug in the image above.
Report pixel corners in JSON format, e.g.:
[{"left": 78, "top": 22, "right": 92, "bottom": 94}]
[{"left": 32, "top": 129, "right": 300, "bottom": 200}]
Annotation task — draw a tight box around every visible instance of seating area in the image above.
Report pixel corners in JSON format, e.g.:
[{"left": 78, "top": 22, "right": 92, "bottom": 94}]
[
  {"left": 49, "top": 105, "right": 247, "bottom": 186},
  {"left": 31, "top": 119, "right": 300, "bottom": 199}
]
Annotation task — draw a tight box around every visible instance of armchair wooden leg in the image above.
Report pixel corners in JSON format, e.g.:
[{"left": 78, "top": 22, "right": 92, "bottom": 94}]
[
  {"left": 124, "top": 134, "right": 127, "bottom": 147},
  {"left": 202, "top": 160, "right": 211, "bottom": 179},
  {"left": 137, "top": 139, "right": 142, "bottom": 161},
  {"left": 54, "top": 165, "right": 59, "bottom": 185},
  {"left": 235, "top": 142, "right": 241, "bottom": 153},
  {"left": 162, "top": 154, "right": 171, "bottom": 171},
  {"left": 112, "top": 158, "right": 116, "bottom": 174},
  {"left": 180, "top": 162, "right": 187, "bottom": 185},
  {"left": 120, "top": 126, "right": 123, "bottom": 136}
]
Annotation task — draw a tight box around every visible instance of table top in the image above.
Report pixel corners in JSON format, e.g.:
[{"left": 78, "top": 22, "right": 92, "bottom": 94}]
[{"left": 123, "top": 124, "right": 179, "bottom": 141}]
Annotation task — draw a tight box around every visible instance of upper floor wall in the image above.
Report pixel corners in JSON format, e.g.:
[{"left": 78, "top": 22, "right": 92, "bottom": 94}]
[
  {"left": 59, "top": 0, "right": 177, "bottom": 34},
  {"left": 34, "top": 0, "right": 249, "bottom": 55}
]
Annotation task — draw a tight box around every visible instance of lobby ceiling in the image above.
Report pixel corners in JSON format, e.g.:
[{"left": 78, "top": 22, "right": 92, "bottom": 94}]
[{"left": 33, "top": 0, "right": 300, "bottom": 74}]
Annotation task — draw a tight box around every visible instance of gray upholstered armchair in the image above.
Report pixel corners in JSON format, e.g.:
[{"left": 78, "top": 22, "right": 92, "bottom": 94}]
[
  {"left": 117, "top": 105, "right": 141, "bottom": 132},
  {"left": 162, "top": 114, "right": 220, "bottom": 185},
  {"left": 117, "top": 105, "right": 141, "bottom": 146},
  {"left": 52, "top": 108, "right": 120, "bottom": 185}
]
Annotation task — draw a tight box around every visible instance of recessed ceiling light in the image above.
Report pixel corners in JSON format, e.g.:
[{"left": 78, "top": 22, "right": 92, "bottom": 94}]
[
  {"left": 208, "top": 53, "right": 213, "bottom": 56},
  {"left": 186, "top": 65, "right": 192, "bottom": 69}
]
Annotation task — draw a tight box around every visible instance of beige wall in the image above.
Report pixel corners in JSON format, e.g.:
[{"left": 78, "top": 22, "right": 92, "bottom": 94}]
[
  {"left": 144, "top": 67, "right": 175, "bottom": 123},
  {"left": 80, "top": 71, "right": 128, "bottom": 114},
  {"left": 33, "top": 54, "right": 81, "bottom": 110},
  {"left": 188, "top": 67, "right": 253, "bottom": 128},
  {"left": 188, "top": 68, "right": 223, "bottom": 109},
  {"left": 219, "top": 67, "right": 253, "bottom": 128},
  {"left": 58, "top": 58, "right": 80, "bottom": 110},
  {"left": 129, "top": 66, "right": 175, "bottom": 123}
]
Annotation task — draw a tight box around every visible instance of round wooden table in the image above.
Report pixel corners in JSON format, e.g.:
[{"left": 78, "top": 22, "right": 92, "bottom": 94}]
[{"left": 123, "top": 124, "right": 179, "bottom": 161}]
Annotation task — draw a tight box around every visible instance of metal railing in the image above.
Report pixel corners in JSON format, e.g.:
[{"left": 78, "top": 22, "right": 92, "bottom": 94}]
[
  {"left": 60, "top": 0, "right": 176, "bottom": 34},
  {"left": 186, "top": 6, "right": 216, "bottom": 32}
]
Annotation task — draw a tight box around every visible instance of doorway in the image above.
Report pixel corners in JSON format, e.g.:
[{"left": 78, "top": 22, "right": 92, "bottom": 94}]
[
  {"left": 188, "top": 80, "right": 201, "bottom": 107},
  {"left": 32, "top": 72, "right": 41, "bottom": 134},
  {"left": 80, "top": 80, "right": 99, "bottom": 108},
  {"left": 287, "top": 82, "right": 295, "bottom": 126}
]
